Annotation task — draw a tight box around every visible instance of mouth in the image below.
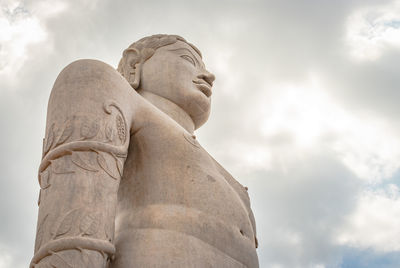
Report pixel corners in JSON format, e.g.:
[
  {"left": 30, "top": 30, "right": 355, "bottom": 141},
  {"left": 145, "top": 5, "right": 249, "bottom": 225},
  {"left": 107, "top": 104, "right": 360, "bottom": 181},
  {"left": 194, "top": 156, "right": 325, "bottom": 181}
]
[{"left": 193, "top": 79, "right": 212, "bottom": 97}]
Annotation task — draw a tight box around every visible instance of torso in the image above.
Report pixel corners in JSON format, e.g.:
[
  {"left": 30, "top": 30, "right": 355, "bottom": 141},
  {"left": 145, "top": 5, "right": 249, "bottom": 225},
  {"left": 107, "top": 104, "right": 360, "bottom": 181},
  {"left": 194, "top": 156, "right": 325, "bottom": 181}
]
[{"left": 112, "top": 98, "right": 259, "bottom": 268}]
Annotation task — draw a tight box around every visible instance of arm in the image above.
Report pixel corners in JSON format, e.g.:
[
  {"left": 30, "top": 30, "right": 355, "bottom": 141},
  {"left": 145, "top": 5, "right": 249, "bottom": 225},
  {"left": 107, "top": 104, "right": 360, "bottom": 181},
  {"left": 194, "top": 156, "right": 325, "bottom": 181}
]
[{"left": 31, "top": 59, "right": 138, "bottom": 268}]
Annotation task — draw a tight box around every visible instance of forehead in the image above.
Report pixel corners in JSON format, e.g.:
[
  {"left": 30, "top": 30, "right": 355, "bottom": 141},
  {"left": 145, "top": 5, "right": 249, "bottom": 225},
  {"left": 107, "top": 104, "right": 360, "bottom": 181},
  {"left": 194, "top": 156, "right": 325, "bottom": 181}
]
[{"left": 157, "top": 40, "right": 204, "bottom": 64}]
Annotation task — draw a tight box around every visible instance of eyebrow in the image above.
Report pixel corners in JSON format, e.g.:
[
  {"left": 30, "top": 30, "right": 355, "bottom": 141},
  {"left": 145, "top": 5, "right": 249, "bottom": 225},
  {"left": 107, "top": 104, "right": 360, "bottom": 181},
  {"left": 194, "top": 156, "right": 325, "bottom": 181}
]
[{"left": 168, "top": 48, "right": 203, "bottom": 67}]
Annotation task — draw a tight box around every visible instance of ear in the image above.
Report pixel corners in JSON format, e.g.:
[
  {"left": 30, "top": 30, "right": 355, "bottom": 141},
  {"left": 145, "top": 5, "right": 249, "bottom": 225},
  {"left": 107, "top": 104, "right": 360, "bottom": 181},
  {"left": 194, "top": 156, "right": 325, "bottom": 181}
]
[{"left": 123, "top": 48, "right": 142, "bottom": 89}]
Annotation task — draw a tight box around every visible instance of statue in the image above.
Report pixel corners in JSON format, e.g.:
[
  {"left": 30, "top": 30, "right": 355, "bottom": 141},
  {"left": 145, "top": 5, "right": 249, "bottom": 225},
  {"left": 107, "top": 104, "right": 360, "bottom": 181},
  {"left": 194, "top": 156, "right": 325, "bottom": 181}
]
[{"left": 31, "top": 34, "right": 259, "bottom": 268}]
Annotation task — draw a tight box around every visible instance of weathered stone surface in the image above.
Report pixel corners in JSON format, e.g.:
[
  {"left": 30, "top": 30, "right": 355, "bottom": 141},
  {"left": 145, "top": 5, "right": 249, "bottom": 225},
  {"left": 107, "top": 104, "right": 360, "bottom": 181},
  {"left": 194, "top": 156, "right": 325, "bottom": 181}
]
[{"left": 32, "top": 34, "right": 259, "bottom": 268}]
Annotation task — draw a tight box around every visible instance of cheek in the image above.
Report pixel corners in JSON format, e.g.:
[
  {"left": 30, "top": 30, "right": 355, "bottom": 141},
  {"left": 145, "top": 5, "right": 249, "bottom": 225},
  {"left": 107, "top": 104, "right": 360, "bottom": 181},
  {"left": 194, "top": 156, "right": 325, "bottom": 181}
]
[
  {"left": 141, "top": 60, "right": 171, "bottom": 90},
  {"left": 163, "top": 59, "right": 191, "bottom": 86},
  {"left": 169, "top": 64, "right": 196, "bottom": 95},
  {"left": 175, "top": 63, "right": 195, "bottom": 83}
]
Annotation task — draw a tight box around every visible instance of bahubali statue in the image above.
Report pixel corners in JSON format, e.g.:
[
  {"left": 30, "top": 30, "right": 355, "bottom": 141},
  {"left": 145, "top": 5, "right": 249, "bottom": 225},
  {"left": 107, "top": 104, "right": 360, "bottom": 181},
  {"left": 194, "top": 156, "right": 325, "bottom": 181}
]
[{"left": 31, "top": 34, "right": 259, "bottom": 268}]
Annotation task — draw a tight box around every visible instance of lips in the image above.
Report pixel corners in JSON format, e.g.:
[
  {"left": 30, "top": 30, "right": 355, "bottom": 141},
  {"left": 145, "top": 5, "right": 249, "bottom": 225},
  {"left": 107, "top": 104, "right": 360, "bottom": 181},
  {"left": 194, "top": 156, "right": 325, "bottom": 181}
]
[{"left": 193, "top": 79, "right": 212, "bottom": 97}]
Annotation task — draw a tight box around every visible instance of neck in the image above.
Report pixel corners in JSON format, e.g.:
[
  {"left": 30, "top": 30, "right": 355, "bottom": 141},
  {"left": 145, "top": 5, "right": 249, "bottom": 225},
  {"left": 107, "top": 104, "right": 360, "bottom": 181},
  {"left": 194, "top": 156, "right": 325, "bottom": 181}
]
[{"left": 138, "top": 90, "right": 195, "bottom": 134}]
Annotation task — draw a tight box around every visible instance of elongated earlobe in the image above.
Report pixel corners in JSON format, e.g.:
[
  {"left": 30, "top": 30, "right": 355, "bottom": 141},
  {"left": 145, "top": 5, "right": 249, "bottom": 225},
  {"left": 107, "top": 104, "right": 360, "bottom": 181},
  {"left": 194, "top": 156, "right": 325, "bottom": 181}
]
[
  {"left": 130, "top": 63, "right": 142, "bottom": 89},
  {"left": 123, "top": 48, "right": 141, "bottom": 90}
]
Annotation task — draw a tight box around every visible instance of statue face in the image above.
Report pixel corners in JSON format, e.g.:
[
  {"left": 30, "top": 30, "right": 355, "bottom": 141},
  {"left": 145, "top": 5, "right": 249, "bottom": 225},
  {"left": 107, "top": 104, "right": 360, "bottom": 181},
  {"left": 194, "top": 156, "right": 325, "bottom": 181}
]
[{"left": 139, "top": 40, "right": 215, "bottom": 129}]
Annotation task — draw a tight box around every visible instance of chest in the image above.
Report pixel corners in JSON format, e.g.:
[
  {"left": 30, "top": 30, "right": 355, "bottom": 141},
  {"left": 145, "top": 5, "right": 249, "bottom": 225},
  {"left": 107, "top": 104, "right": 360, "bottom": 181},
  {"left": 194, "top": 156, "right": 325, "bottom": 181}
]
[
  {"left": 121, "top": 117, "right": 248, "bottom": 209},
  {"left": 129, "top": 119, "right": 215, "bottom": 172}
]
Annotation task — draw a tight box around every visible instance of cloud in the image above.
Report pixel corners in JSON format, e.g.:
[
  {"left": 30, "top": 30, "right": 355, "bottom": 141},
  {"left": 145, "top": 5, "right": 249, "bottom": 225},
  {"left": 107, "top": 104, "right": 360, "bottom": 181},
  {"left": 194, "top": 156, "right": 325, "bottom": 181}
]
[
  {"left": 210, "top": 75, "right": 400, "bottom": 183},
  {"left": 0, "top": 0, "right": 69, "bottom": 89},
  {"left": 1, "top": 0, "right": 400, "bottom": 267},
  {"left": 346, "top": 0, "right": 400, "bottom": 61},
  {"left": 337, "top": 184, "right": 400, "bottom": 252},
  {"left": 0, "top": 1, "right": 47, "bottom": 75},
  {"left": 244, "top": 150, "right": 360, "bottom": 267}
]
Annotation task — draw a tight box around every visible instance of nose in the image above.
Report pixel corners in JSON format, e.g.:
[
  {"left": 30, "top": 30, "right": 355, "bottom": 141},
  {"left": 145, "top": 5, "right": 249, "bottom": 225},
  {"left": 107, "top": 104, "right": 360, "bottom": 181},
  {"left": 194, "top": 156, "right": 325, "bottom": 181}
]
[{"left": 197, "top": 70, "right": 215, "bottom": 87}]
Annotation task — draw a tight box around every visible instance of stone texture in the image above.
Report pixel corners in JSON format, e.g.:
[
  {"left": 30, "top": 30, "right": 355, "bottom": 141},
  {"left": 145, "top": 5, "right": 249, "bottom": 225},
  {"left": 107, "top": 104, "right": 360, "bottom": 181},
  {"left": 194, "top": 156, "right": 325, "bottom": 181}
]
[{"left": 32, "top": 34, "right": 259, "bottom": 268}]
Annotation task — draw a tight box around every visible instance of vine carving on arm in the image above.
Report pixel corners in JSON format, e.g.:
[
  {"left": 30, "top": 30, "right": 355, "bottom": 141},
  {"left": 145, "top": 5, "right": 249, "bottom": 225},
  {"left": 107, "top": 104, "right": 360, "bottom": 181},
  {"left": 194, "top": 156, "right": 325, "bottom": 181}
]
[
  {"left": 39, "top": 100, "right": 128, "bottom": 183},
  {"left": 42, "top": 99, "right": 128, "bottom": 158},
  {"left": 34, "top": 100, "right": 126, "bottom": 267}
]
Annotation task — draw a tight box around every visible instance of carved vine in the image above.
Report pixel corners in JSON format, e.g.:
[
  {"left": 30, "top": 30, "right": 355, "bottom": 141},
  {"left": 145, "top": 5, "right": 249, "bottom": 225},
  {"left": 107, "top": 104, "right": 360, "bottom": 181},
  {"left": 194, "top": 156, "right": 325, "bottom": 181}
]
[
  {"left": 53, "top": 208, "right": 80, "bottom": 239},
  {"left": 39, "top": 100, "right": 128, "bottom": 189},
  {"left": 103, "top": 100, "right": 127, "bottom": 144},
  {"left": 35, "top": 207, "right": 113, "bottom": 260},
  {"left": 56, "top": 119, "right": 73, "bottom": 146},
  {"left": 71, "top": 152, "right": 98, "bottom": 172},
  {"left": 40, "top": 169, "right": 51, "bottom": 189},
  {"left": 42, "top": 100, "right": 128, "bottom": 157},
  {"left": 45, "top": 208, "right": 104, "bottom": 242},
  {"left": 31, "top": 237, "right": 115, "bottom": 268},
  {"left": 35, "top": 100, "right": 126, "bottom": 266},
  {"left": 49, "top": 252, "right": 73, "bottom": 268}
]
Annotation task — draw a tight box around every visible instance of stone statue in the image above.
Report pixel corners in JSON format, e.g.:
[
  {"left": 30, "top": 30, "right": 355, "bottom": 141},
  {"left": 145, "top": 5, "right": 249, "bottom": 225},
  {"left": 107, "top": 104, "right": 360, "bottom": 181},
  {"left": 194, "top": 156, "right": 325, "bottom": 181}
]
[{"left": 31, "top": 34, "right": 259, "bottom": 268}]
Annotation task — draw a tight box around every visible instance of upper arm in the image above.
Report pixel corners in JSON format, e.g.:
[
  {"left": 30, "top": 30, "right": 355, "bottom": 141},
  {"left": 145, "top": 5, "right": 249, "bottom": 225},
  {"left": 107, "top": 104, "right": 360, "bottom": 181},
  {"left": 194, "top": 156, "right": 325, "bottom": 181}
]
[
  {"left": 46, "top": 59, "right": 137, "bottom": 146},
  {"left": 32, "top": 60, "right": 141, "bottom": 266},
  {"left": 41, "top": 59, "right": 141, "bottom": 169}
]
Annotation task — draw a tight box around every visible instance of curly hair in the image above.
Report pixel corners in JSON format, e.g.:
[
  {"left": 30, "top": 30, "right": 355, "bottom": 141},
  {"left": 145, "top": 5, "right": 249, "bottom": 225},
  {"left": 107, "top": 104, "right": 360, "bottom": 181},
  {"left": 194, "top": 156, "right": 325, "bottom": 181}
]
[{"left": 117, "top": 34, "right": 201, "bottom": 89}]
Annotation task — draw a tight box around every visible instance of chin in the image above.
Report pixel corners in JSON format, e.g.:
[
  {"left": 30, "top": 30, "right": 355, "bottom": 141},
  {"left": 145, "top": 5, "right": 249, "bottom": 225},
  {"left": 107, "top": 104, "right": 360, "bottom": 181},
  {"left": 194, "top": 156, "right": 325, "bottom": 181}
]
[
  {"left": 190, "top": 100, "right": 211, "bottom": 129},
  {"left": 192, "top": 109, "right": 210, "bottom": 129}
]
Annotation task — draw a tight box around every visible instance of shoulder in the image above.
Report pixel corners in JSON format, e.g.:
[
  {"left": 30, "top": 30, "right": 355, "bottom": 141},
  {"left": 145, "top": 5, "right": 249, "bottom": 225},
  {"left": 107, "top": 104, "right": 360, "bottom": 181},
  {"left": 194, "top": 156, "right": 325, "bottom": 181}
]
[
  {"left": 61, "top": 59, "right": 114, "bottom": 74},
  {"left": 54, "top": 59, "right": 126, "bottom": 88},
  {"left": 50, "top": 59, "right": 143, "bottom": 110},
  {"left": 48, "top": 59, "right": 147, "bottom": 134}
]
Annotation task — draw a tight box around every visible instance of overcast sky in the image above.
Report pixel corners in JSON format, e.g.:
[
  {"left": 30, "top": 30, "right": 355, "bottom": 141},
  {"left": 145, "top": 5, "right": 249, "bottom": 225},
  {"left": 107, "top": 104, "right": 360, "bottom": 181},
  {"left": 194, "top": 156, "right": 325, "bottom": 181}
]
[{"left": 1, "top": 0, "right": 400, "bottom": 267}]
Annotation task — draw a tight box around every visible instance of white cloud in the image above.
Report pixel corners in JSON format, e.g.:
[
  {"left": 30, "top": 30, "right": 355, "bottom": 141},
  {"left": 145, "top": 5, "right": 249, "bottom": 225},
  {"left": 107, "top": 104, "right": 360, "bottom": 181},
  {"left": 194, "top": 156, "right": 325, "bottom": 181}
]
[
  {"left": 347, "top": 0, "right": 400, "bottom": 61},
  {"left": 259, "top": 75, "right": 400, "bottom": 183},
  {"left": 337, "top": 184, "right": 400, "bottom": 252},
  {"left": 215, "top": 141, "right": 272, "bottom": 174},
  {"left": 1, "top": 0, "right": 400, "bottom": 267},
  {"left": 0, "top": 2, "right": 46, "bottom": 75},
  {"left": 260, "top": 76, "right": 330, "bottom": 149},
  {"left": 0, "top": 0, "right": 67, "bottom": 79},
  {"left": 29, "top": 0, "right": 69, "bottom": 19},
  {"left": 212, "top": 47, "right": 243, "bottom": 99}
]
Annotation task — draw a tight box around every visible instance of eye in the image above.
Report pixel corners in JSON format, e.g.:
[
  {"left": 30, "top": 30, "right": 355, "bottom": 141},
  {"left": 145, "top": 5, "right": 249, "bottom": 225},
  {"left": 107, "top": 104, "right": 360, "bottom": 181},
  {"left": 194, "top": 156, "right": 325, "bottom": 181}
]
[{"left": 180, "top": 55, "right": 196, "bottom": 66}]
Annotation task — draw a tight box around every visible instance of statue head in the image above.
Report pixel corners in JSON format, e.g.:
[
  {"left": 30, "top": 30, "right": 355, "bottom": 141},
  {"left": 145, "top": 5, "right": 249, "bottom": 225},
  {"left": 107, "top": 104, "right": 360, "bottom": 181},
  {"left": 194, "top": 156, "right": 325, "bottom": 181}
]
[{"left": 117, "top": 34, "right": 215, "bottom": 129}]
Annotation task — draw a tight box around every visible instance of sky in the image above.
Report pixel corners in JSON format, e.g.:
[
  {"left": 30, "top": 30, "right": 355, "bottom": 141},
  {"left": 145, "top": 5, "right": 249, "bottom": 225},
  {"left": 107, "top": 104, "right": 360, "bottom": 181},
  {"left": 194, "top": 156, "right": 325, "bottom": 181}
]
[{"left": 0, "top": 0, "right": 400, "bottom": 267}]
